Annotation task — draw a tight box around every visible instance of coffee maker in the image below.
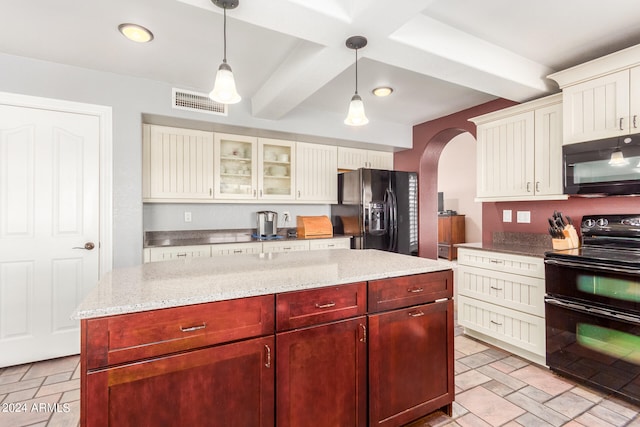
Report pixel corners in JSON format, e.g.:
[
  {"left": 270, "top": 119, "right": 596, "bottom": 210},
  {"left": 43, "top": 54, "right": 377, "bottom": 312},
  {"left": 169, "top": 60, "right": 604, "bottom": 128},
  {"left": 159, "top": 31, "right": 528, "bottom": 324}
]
[{"left": 256, "top": 211, "right": 278, "bottom": 238}]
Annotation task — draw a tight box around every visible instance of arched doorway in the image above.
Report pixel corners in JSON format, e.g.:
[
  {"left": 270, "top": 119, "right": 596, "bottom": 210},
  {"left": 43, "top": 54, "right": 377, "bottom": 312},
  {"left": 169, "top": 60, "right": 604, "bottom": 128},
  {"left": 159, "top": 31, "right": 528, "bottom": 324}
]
[{"left": 394, "top": 99, "right": 518, "bottom": 259}]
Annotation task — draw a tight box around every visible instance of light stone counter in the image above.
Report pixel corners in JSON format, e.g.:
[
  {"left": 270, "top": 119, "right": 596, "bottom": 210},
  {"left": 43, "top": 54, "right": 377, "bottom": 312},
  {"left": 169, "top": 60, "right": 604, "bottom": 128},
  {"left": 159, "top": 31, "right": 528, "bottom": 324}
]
[{"left": 73, "top": 249, "right": 452, "bottom": 319}]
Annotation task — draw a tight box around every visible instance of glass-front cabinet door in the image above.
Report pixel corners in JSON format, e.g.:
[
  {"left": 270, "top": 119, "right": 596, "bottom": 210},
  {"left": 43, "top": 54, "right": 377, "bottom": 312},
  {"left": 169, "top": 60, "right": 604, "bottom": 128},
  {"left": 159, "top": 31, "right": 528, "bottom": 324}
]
[
  {"left": 258, "top": 138, "right": 295, "bottom": 200},
  {"left": 214, "top": 133, "right": 258, "bottom": 199}
]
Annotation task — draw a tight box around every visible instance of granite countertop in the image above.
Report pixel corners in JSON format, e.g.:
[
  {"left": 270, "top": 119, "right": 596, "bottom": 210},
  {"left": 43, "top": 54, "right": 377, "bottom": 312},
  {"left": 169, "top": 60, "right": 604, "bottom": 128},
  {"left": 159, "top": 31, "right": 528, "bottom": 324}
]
[
  {"left": 455, "top": 232, "right": 555, "bottom": 258},
  {"left": 73, "top": 249, "right": 453, "bottom": 320},
  {"left": 144, "top": 229, "right": 349, "bottom": 248}
]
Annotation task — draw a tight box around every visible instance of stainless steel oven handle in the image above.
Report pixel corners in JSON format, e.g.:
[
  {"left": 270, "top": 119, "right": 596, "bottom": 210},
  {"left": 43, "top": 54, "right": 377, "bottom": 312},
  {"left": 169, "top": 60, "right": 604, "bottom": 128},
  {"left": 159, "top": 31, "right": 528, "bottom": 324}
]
[{"left": 545, "top": 258, "right": 640, "bottom": 275}]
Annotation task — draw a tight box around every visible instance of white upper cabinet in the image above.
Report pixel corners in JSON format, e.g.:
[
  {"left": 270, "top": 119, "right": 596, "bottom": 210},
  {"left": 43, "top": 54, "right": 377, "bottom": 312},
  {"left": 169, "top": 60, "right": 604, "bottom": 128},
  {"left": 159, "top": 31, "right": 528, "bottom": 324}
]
[
  {"left": 143, "top": 124, "right": 214, "bottom": 201},
  {"left": 214, "top": 133, "right": 258, "bottom": 200},
  {"left": 296, "top": 142, "right": 338, "bottom": 203},
  {"left": 560, "top": 70, "right": 630, "bottom": 144},
  {"left": 258, "top": 138, "right": 295, "bottom": 200},
  {"left": 337, "top": 147, "right": 394, "bottom": 170},
  {"left": 548, "top": 44, "right": 640, "bottom": 145},
  {"left": 470, "top": 94, "right": 565, "bottom": 201}
]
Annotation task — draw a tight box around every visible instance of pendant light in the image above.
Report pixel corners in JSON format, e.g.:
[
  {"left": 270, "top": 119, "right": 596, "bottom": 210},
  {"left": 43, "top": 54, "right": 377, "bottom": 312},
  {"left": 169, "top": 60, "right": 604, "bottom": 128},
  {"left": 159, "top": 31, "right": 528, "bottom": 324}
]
[
  {"left": 209, "top": 0, "right": 241, "bottom": 104},
  {"left": 609, "top": 137, "right": 630, "bottom": 166},
  {"left": 344, "top": 36, "right": 369, "bottom": 126}
]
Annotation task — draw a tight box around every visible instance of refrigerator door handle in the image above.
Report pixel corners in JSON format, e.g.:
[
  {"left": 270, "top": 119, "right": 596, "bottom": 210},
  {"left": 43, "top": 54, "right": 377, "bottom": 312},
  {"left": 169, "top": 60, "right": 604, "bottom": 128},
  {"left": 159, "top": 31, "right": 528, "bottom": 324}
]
[
  {"left": 391, "top": 188, "right": 398, "bottom": 252},
  {"left": 386, "top": 188, "right": 398, "bottom": 252}
]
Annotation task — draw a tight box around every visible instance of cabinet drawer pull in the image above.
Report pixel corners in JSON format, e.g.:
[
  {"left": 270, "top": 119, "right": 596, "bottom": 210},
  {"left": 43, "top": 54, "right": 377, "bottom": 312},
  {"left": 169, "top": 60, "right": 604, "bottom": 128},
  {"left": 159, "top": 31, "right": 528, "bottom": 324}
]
[
  {"left": 408, "top": 310, "right": 425, "bottom": 317},
  {"left": 620, "top": 117, "right": 625, "bottom": 131},
  {"left": 180, "top": 323, "right": 207, "bottom": 332},
  {"left": 176, "top": 253, "right": 187, "bottom": 257},
  {"left": 359, "top": 323, "right": 367, "bottom": 343},
  {"left": 233, "top": 249, "right": 243, "bottom": 254},
  {"left": 315, "top": 302, "right": 336, "bottom": 309},
  {"left": 489, "top": 259, "right": 503, "bottom": 264},
  {"left": 535, "top": 181, "right": 540, "bottom": 192},
  {"left": 264, "top": 344, "right": 271, "bottom": 368},
  {"left": 490, "top": 320, "right": 502, "bottom": 326},
  {"left": 490, "top": 286, "right": 503, "bottom": 291},
  {"left": 407, "top": 287, "right": 424, "bottom": 293},
  {"left": 634, "top": 115, "right": 638, "bottom": 129}
]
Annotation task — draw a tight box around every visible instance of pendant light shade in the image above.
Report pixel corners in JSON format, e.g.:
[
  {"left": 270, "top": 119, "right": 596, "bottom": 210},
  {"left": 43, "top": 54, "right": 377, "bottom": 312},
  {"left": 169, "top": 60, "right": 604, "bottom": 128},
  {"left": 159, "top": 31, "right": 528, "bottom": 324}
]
[
  {"left": 209, "top": 0, "right": 241, "bottom": 104},
  {"left": 344, "top": 36, "right": 369, "bottom": 126},
  {"left": 609, "top": 148, "right": 629, "bottom": 166}
]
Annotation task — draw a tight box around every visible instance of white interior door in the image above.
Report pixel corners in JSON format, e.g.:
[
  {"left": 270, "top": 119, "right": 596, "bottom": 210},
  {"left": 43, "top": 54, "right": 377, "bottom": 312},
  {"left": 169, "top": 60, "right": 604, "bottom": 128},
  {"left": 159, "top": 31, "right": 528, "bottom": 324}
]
[{"left": 0, "top": 105, "right": 100, "bottom": 367}]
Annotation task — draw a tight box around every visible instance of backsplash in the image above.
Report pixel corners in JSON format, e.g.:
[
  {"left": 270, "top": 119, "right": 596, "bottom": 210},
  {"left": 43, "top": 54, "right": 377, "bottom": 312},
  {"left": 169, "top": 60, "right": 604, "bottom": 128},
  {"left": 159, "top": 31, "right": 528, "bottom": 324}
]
[
  {"left": 143, "top": 203, "right": 330, "bottom": 231},
  {"left": 482, "top": 196, "right": 640, "bottom": 244}
]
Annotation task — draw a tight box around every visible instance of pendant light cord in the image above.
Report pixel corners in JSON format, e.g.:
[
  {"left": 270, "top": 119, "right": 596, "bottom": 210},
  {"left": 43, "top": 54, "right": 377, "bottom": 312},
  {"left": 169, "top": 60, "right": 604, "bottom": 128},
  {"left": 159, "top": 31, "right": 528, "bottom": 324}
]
[
  {"left": 354, "top": 48, "right": 358, "bottom": 95},
  {"left": 222, "top": 6, "right": 228, "bottom": 63}
]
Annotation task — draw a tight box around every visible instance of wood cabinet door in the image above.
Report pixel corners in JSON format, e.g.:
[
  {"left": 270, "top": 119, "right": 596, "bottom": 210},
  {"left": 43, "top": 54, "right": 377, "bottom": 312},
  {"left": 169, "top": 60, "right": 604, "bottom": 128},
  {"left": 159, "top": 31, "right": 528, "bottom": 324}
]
[
  {"left": 368, "top": 300, "right": 454, "bottom": 427},
  {"left": 276, "top": 317, "right": 367, "bottom": 427},
  {"left": 143, "top": 124, "right": 214, "bottom": 201},
  {"left": 533, "top": 102, "right": 563, "bottom": 196},
  {"left": 84, "top": 336, "right": 274, "bottom": 427},
  {"left": 562, "top": 70, "right": 630, "bottom": 144},
  {"left": 476, "top": 111, "right": 534, "bottom": 198},
  {"left": 295, "top": 142, "right": 338, "bottom": 203}
]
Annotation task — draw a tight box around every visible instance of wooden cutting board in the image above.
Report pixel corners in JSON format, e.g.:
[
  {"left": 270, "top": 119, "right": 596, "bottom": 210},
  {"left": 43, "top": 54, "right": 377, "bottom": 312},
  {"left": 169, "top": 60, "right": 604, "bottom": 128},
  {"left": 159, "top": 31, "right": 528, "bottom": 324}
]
[{"left": 297, "top": 215, "right": 333, "bottom": 238}]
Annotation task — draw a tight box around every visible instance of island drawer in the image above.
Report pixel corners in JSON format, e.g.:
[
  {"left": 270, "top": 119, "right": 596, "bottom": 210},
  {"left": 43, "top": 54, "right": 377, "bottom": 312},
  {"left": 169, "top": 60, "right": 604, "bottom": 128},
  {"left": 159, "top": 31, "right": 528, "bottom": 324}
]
[
  {"left": 368, "top": 271, "right": 453, "bottom": 313},
  {"left": 83, "top": 294, "right": 275, "bottom": 370},
  {"left": 276, "top": 282, "right": 367, "bottom": 331}
]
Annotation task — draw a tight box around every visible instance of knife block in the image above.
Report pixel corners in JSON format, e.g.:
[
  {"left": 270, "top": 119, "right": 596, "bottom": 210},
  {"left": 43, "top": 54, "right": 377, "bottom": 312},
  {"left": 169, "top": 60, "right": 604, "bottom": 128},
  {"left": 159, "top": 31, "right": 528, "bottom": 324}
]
[{"left": 552, "top": 225, "right": 580, "bottom": 250}]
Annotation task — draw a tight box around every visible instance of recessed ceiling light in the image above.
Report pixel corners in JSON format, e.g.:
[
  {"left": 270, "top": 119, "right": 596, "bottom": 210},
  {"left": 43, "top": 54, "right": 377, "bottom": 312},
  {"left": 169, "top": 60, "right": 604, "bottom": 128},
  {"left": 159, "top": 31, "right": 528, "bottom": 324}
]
[
  {"left": 118, "top": 23, "right": 154, "bottom": 43},
  {"left": 372, "top": 87, "right": 393, "bottom": 97}
]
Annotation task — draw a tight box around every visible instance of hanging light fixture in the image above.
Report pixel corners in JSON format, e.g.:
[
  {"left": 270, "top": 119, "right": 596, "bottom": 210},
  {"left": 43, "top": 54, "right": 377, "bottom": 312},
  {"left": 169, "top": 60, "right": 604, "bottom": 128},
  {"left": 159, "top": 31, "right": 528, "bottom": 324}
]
[
  {"left": 344, "top": 36, "right": 369, "bottom": 126},
  {"left": 209, "top": 0, "right": 241, "bottom": 104},
  {"left": 609, "top": 137, "right": 630, "bottom": 166}
]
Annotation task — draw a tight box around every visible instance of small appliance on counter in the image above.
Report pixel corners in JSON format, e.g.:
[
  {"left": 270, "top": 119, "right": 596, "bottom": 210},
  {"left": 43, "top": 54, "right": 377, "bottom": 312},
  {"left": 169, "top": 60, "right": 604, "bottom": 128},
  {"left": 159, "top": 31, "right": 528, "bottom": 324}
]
[{"left": 256, "top": 210, "right": 278, "bottom": 239}]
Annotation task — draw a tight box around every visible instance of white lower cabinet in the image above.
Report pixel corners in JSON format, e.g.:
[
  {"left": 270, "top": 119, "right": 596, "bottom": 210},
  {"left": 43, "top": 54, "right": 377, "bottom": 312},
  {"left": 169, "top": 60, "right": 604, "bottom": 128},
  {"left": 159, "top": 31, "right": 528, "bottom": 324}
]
[
  {"left": 211, "top": 242, "right": 263, "bottom": 256},
  {"left": 144, "top": 237, "right": 351, "bottom": 262},
  {"left": 262, "top": 240, "right": 310, "bottom": 253},
  {"left": 455, "top": 248, "right": 546, "bottom": 365},
  {"left": 146, "top": 245, "right": 212, "bottom": 263},
  {"left": 308, "top": 237, "right": 351, "bottom": 250}
]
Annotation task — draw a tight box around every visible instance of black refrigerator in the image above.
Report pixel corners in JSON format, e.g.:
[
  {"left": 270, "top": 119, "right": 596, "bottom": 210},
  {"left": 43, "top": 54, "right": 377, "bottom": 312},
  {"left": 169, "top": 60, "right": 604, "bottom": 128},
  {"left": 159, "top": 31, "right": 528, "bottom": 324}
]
[{"left": 331, "top": 169, "right": 418, "bottom": 255}]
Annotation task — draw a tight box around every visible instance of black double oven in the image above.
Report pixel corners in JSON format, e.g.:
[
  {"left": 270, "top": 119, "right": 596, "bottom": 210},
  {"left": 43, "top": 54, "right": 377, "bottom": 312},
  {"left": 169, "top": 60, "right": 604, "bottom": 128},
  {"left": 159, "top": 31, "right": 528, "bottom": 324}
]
[{"left": 545, "top": 214, "right": 640, "bottom": 405}]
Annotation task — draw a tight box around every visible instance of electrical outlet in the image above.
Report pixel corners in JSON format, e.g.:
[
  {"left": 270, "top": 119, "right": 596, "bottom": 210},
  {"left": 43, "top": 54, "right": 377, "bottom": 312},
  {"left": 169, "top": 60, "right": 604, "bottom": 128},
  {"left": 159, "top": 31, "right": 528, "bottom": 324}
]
[
  {"left": 516, "top": 210, "right": 531, "bottom": 223},
  {"left": 282, "top": 211, "right": 291, "bottom": 223},
  {"left": 184, "top": 211, "right": 192, "bottom": 222},
  {"left": 502, "top": 210, "right": 512, "bottom": 223}
]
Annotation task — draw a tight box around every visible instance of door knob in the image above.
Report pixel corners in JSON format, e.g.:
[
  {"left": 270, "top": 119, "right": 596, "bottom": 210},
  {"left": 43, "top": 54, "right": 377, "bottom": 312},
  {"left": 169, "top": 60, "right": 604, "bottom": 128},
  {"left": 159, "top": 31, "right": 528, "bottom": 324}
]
[{"left": 73, "top": 242, "right": 95, "bottom": 250}]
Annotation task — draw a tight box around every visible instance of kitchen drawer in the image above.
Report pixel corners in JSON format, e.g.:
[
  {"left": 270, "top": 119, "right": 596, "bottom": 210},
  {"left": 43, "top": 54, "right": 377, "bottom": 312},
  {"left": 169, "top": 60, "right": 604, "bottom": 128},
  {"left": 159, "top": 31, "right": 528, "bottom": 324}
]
[
  {"left": 147, "top": 245, "right": 211, "bottom": 262},
  {"left": 262, "top": 240, "right": 310, "bottom": 253},
  {"left": 84, "top": 295, "right": 275, "bottom": 370},
  {"left": 457, "top": 295, "right": 545, "bottom": 358},
  {"left": 456, "top": 265, "right": 545, "bottom": 316},
  {"left": 368, "top": 271, "right": 453, "bottom": 313},
  {"left": 308, "top": 237, "right": 351, "bottom": 250},
  {"left": 211, "top": 242, "right": 263, "bottom": 256},
  {"left": 457, "top": 248, "right": 544, "bottom": 279},
  {"left": 276, "top": 282, "right": 367, "bottom": 331}
]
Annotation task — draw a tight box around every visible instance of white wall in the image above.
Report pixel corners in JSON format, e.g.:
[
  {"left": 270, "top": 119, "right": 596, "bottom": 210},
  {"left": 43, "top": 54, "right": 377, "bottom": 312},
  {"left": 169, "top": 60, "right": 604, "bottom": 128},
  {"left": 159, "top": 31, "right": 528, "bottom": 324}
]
[
  {"left": 437, "top": 132, "right": 482, "bottom": 244},
  {"left": 0, "top": 52, "right": 410, "bottom": 267}
]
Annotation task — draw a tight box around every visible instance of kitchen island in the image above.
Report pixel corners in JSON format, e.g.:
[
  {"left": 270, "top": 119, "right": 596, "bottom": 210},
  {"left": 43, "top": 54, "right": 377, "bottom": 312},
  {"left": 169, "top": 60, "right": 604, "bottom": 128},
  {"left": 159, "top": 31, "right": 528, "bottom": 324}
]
[{"left": 74, "top": 249, "right": 455, "bottom": 427}]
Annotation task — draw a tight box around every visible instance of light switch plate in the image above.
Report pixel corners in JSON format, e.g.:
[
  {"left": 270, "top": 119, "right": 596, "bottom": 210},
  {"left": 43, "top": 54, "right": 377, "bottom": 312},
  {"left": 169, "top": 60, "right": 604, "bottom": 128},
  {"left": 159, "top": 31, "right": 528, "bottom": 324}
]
[
  {"left": 184, "top": 211, "right": 192, "bottom": 222},
  {"left": 516, "top": 211, "right": 531, "bottom": 223},
  {"left": 502, "top": 210, "right": 512, "bottom": 223}
]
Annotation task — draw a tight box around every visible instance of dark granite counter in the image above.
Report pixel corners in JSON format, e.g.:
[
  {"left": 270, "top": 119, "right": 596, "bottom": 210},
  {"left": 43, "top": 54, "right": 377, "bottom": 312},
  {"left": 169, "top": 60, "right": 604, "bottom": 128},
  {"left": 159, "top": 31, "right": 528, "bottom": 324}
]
[
  {"left": 455, "top": 232, "right": 555, "bottom": 258},
  {"left": 144, "top": 228, "right": 351, "bottom": 248}
]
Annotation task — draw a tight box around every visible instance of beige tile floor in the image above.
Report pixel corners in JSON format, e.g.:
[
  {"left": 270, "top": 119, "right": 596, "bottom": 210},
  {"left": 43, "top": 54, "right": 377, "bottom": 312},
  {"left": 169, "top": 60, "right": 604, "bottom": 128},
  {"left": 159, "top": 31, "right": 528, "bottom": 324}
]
[{"left": 1, "top": 334, "right": 639, "bottom": 426}]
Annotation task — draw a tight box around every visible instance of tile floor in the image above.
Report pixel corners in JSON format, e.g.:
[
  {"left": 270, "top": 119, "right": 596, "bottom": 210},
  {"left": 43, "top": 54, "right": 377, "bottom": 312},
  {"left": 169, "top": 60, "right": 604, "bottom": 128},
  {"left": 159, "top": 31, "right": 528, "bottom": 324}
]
[{"left": 1, "top": 332, "right": 639, "bottom": 426}]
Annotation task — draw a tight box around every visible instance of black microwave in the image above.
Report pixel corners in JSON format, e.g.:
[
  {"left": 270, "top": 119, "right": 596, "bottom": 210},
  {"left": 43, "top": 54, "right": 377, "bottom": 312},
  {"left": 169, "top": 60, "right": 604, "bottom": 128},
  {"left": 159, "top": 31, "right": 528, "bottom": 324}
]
[{"left": 564, "top": 134, "right": 640, "bottom": 195}]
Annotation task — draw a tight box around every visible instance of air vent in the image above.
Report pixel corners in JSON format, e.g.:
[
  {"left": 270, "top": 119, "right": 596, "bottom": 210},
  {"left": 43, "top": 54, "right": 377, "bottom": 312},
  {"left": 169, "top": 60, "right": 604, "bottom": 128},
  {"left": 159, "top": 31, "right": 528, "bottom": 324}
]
[{"left": 172, "top": 88, "right": 227, "bottom": 116}]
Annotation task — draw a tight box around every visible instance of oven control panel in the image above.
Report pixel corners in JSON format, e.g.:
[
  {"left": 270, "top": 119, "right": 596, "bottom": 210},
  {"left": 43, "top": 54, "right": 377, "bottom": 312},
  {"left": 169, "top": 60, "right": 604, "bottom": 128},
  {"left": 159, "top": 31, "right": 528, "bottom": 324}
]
[{"left": 581, "top": 214, "right": 640, "bottom": 238}]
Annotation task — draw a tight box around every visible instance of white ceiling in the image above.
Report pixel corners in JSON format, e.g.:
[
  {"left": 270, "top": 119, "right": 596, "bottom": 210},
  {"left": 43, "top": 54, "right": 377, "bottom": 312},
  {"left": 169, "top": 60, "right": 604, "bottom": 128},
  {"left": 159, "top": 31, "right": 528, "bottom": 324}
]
[{"left": 3, "top": 0, "right": 640, "bottom": 127}]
